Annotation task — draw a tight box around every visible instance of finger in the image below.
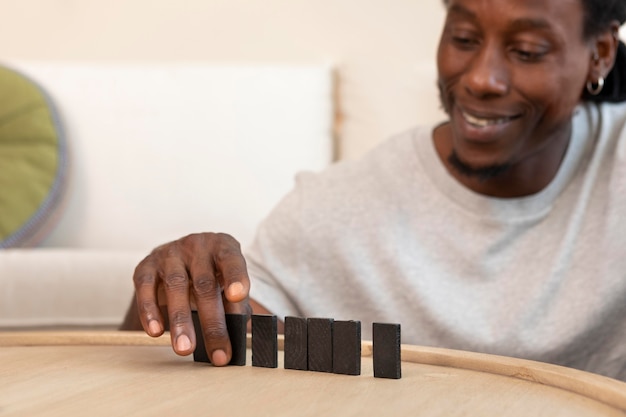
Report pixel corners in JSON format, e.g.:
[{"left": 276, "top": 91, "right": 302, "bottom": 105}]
[
  {"left": 133, "top": 257, "right": 165, "bottom": 337},
  {"left": 162, "top": 254, "right": 195, "bottom": 356},
  {"left": 212, "top": 234, "right": 251, "bottom": 303},
  {"left": 189, "top": 259, "right": 231, "bottom": 366}
]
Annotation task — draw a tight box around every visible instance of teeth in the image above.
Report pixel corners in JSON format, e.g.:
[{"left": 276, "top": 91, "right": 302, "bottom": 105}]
[{"left": 463, "top": 112, "right": 512, "bottom": 127}]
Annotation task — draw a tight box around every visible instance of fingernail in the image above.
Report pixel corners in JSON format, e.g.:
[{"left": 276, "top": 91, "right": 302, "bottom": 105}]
[
  {"left": 148, "top": 320, "right": 162, "bottom": 336},
  {"left": 226, "top": 282, "right": 245, "bottom": 299},
  {"left": 176, "top": 334, "right": 192, "bottom": 352},
  {"left": 212, "top": 349, "right": 228, "bottom": 366}
]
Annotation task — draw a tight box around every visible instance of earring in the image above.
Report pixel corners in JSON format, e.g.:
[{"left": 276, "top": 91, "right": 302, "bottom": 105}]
[{"left": 586, "top": 76, "right": 605, "bottom": 95}]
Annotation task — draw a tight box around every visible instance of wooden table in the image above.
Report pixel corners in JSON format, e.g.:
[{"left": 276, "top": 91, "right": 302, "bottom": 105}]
[{"left": 1, "top": 331, "right": 625, "bottom": 416}]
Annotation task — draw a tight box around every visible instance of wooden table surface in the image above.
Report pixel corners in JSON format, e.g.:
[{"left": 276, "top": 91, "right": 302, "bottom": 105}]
[{"left": 1, "top": 331, "right": 625, "bottom": 417}]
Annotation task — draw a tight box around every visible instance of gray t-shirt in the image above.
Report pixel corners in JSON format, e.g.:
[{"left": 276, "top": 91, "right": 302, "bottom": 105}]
[{"left": 246, "top": 101, "right": 626, "bottom": 380}]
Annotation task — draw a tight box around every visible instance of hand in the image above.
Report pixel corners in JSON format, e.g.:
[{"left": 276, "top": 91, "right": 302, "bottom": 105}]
[{"left": 133, "top": 232, "right": 251, "bottom": 366}]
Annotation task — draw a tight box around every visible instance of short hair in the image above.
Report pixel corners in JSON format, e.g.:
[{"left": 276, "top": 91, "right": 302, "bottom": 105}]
[
  {"left": 582, "top": 0, "right": 626, "bottom": 39},
  {"left": 580, "top": 0, "right": 626, "bottom": 102}
]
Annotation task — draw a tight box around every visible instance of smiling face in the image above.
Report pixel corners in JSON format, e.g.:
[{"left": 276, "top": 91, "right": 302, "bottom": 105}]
[{"left": 435, "top": 0, "right": 594, "bottom": 195}]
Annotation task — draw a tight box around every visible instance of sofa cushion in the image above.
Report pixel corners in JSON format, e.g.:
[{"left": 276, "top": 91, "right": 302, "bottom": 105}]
[{"left": 0, "top": 65, "right": 67, "bottom": 248}]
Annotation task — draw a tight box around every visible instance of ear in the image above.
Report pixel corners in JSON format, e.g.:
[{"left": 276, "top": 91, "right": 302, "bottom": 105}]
[{"left": 587, "top": 21, "right": 621, "bottom": 84}]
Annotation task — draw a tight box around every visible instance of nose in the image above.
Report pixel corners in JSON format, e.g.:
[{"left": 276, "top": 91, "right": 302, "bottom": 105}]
[{"left": 463, "top": 42, "right": 510, "bottom": 98}]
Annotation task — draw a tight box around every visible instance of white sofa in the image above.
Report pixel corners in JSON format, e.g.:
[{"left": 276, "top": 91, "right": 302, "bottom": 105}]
[{"left": 0, "top": 63, "right": 334, "bottom": 329}]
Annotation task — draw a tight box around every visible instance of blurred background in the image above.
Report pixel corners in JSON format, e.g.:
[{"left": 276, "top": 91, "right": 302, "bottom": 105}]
[
  {"left": 2, "top": 0, "right": 625, "bottom": 330},
  {"left": 0, "top": 0, "right": 447, "bottom": 160},
  {"left": 0, "top": 1, "right": 447, "bottom": 329}
]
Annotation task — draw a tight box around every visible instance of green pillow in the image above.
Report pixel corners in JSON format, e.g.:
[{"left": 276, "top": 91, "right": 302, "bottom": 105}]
[{"left": 0, "top": 65, "right": 67, "bottom": 248}]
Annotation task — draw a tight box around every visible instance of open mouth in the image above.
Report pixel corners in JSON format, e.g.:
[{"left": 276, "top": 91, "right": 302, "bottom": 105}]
[{"left": 462, "top": 111, "right": 521, "bottom": 128}]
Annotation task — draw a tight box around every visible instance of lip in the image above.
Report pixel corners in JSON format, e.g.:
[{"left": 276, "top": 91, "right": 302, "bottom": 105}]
[{"left": 453, "top": 105, "right": 523, "bottom": 143}]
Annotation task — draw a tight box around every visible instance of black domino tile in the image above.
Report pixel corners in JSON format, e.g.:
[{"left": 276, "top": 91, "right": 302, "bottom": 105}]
[
  {"left": 192, "top": 311, "right": 210, "bottom": 363},
  {"left": 307, "top": 318, "right": 334, "bottom": 373},
  {"left": 332, "top": 320, "right": 361, "bottom": 375},
  {"left": 225, "top": 313, "right": 247, "bottom": 366},
  {"left": 284, "top": 316, "right": 308, "bottom": 370},
  {"left": 372, "top": 322, "right": 401, "bottom": 379},
  {"left": 191, "top": 311, "right": 248, "bottom": 366},
  {"left": 251, "top": 314, "right": 278, "bottom": 368}
]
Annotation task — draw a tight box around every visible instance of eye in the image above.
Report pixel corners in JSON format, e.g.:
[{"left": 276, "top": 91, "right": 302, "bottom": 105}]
[
  {"left": 513, "top": 49, "right": 546, "bottom": 62},
  {"left": 453, "top": 36, "right": 476, "bottom": 46},
  {"left": 450, "top": 31, "right": 480, "bottom": 50},
  {"left": 510, "top": 42, "right": 550, "bottom": 63}
]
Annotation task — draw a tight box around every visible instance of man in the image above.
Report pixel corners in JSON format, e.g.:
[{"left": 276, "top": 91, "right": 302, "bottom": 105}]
[{"left": 126, "top": 0, "right": 626, "bottom": 380}]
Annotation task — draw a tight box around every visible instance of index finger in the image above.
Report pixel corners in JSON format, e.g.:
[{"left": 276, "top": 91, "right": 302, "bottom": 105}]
[{"left": 133, "top": 256, "right": 165, "bottom": 337}]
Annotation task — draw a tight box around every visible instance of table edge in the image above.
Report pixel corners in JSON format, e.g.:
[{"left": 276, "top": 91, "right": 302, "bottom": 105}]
[{"left": 2, "top": 330, "right": 625, "bottom": 411}]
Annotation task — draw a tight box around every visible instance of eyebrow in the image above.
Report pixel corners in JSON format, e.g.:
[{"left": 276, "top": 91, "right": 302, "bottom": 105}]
[
  {"left": 448, "top": 4, "right": 477, "bottom": 21},
  {"left": 508, "top": 18, "right": 552, "bottom": 32}
]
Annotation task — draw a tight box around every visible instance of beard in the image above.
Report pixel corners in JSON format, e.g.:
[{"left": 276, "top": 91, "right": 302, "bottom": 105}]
[{"left": 447, "top": 150, "right": 512, "bottom": 182}]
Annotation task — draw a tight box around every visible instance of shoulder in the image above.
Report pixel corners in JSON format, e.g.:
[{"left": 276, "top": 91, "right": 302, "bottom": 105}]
[
  {"left": 573, "top": 101, "right": 626, "bottom": 158},
  {"left": 595, "top": 102, "right": 626, "bottom": 158},
  {"left": 259, "top": 125, "right": 434, "bottom": 232},
  {"left": 295, "top": 125, "right": 431, "bottom": 191},
  {"left": 583, "top": 101, "right": 626, "bottom": 136},
  {"left": 599, "top": 100, "right": 626, "bottom": 123}
]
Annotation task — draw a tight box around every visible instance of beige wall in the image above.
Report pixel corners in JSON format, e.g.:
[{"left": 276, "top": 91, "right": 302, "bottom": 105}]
[{"left": 0, "top": 0, "right": 448, "bottom": 160}]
